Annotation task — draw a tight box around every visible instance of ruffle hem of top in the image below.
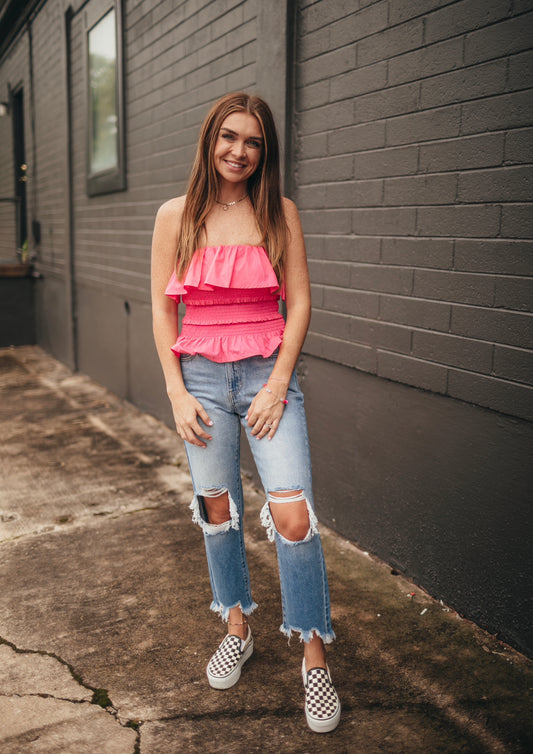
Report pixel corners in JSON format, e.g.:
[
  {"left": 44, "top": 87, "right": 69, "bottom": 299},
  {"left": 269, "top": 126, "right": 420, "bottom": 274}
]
[{"left": 164, "top": 245, "right": 285, "bottom": 363}]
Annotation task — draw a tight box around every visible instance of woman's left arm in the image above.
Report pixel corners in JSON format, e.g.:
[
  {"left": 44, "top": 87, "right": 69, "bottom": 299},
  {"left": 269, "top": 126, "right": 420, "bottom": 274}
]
[{"left": 246, "top": 198, "right": 311, "bottom": 440}]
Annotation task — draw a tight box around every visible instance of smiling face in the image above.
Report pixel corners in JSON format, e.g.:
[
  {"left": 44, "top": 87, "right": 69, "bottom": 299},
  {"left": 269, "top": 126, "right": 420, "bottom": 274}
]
[{"left": 212, "top": 111, "right": 264, "bottom": 188}]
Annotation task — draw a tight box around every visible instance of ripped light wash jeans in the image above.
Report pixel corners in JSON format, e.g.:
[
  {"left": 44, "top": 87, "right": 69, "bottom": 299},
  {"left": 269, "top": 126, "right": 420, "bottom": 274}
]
[{"left": 180, "top": 351, "right": 335, "bottom": 644}]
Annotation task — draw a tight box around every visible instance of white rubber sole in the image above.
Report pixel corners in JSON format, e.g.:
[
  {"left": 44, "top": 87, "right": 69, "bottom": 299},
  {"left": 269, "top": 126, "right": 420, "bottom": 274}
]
[
  {"left": 302, "top": 660, "right": 341, "bottom": 733},
  {"left": 304, "top": 702, "right": 341, "bottom": 734},
  {"left": 206, "top": 636, "right": 254, "bottom": 690}
]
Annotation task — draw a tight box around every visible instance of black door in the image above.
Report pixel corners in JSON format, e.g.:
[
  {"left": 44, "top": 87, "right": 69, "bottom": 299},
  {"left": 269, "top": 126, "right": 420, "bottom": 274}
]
[{"left": 12, "top": 88, "right": 27, "bottom": 253}]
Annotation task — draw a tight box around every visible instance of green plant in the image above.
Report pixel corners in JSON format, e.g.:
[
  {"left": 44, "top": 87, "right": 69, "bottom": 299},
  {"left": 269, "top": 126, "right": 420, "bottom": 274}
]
[{"left": 17, "top": 239, "right": 29, "bottom": 264}]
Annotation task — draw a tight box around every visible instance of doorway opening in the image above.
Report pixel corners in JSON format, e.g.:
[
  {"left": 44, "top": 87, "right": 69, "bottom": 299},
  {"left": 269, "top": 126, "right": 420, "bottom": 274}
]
[{"left": 11, "top": 88, "right": 27, "bottom": 255}]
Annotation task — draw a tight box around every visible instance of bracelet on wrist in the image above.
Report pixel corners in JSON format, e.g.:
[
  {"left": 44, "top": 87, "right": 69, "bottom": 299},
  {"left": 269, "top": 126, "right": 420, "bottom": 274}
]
[{"left": 262, "top": 384, "right": 289, "bottom": 405}]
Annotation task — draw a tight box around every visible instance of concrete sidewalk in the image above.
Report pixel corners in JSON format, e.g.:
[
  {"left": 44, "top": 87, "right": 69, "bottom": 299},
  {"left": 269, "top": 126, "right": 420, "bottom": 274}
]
[{"left": 0, "top": 346, "right": 531, "bottom": 754}]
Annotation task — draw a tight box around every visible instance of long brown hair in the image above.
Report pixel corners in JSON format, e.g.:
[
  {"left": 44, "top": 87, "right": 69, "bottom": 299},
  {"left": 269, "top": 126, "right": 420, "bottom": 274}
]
[{"left": 176, "top": 92, "right": 287, "bottom": 284}]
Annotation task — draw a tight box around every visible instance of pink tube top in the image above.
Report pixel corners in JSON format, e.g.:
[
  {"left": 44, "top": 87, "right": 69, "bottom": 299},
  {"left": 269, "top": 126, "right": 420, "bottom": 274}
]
[{"left": 164, "top": 245, "right": 285, "bottom": 363}]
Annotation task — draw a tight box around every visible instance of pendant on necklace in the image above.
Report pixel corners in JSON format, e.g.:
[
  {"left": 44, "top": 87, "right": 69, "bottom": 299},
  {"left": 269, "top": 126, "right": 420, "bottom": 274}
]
[{"left": 216, "top": 193, "right": 247, "bottom": 211}]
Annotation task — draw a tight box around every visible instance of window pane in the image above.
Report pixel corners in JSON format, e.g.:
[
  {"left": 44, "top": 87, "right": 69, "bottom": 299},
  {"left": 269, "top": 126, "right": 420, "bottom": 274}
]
[{"left": 88, "top": 9, "right": 117, "bottom": 174}]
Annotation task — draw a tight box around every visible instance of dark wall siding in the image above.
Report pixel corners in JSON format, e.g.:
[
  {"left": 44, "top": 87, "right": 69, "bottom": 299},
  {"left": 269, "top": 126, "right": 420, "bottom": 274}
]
[
  {"left": 295, "top": 0, "right": 533, "bottom": 423},
  {"left": 301, "top": 353, "right": 533, "bottom": 657}
]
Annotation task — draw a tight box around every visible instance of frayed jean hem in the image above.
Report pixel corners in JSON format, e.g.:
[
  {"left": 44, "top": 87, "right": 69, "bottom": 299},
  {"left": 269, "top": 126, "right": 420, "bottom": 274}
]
[
  {"left": 210, "top": 600, "right": 258, "bottom": 622},
  {"left": 280, "top": 623, "right": 336, "bottom": 645}
]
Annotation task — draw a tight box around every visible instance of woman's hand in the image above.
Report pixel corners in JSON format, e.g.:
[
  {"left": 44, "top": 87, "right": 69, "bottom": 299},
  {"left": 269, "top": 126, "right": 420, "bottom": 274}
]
[
  {"left": 246, "top": 384, "right": 287, "bottom": 441},
  {"left": 169, "top": 389, "right": 213, "bottom": 448}
]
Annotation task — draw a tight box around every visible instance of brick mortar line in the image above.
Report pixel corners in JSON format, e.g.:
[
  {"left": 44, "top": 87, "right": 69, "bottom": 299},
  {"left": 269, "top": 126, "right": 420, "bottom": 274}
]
[
  {"left": 304, "top": 232, "right": 533, "bottom": 242},
  {"left": 298, "top": 46, "right": 529, "bottom": 89},
  {"left": 310, "top": 333, "right": 533, "bottom": 388},
  {"left": 127, "top": 42, "right": 255, "bottom": 90},
  {"left": 296, "top": 165, "right": 533, "bottom": 179},
  {"left": 125, "top": 3, "right": 255, "bottom": 46},
  {"left": 378, "top": 351, "right": 533, "bottom": 387},
  {"left": 296, "top": 90, "right": 532, "bottom": 127},
  {"left": 298, "top": 0, "right": 496, "bottom": 42},
  {"left": 304, "top": 233, "right": 532, "bottom": 243},
  {"left": 298, "top": 78, "right": 532, "bottom": 101},
  {"left": 312, "top": 310, "right": 533, "bottom": 344},
  {"left": 301, "top": 201, "right": 533, "bottom": 208},
  {"left": 125, "top": 22, "right": 257, "bottom": 74},
  {"left": 315, "top": 286, "right": 533, "bottom": 311},
  {"left": 298, "top": 123, "right": 518, "bottom": 142},
  {"left": 311, "top": 264, "right": 533, "bottom": 281},
  {"left": 304, "top": 202, "right": 531, "bottom": 207}
]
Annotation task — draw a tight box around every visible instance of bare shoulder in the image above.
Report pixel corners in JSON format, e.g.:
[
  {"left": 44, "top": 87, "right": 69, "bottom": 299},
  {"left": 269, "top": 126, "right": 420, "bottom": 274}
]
[
  {"left": 156, "top": 195, "right": 186, "bottom": 226},
  {"left": 282, "top": 196, "right": 300, "bottom": 223},
  {"left": 282, "top": 197, "right": 305, "bottom": 247}
]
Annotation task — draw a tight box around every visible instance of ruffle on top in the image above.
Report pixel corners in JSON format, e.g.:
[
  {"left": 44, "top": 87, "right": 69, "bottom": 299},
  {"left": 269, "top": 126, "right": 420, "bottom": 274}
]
[
  {"left": 164, "top": 245, "right": 282, "bottom": 301},
  {"left": 164, "top": 245, "right": 285, "bottom": 363},
  {"left": 174, "top": 324, "right": 285, "bottom": 363}
]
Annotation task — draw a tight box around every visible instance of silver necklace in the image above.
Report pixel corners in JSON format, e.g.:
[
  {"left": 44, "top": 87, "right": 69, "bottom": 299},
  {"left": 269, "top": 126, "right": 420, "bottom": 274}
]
[{"left": 215, "top": 193, "right": 248, "bottom": 211}]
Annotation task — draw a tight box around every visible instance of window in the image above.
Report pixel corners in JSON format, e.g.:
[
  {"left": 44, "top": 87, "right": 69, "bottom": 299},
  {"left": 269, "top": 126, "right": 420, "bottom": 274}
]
[{"left": 86, "top": 1, "right": 125, "bottom": 196}]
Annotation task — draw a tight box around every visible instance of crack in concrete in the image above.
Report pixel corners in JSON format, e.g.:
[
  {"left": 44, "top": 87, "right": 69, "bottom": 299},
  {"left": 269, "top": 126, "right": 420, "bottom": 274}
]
[
  {"left": 0, "top": 691, "right": 94, "bottom": 705},
  {"left": 0, "top": 636, "right": 90, "bottom": 692},
  {"left": 0, "top": 635, "right": 143, "bottom": 753},
  {"left": 128, "top": 720, "right": 142, "bottom": 754}
]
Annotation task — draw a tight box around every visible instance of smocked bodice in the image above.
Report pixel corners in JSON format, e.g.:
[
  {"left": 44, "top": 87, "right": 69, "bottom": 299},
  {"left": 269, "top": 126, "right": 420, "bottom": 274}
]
[{"left": 165, "top": 245, "right": 285, "bottom": 363}]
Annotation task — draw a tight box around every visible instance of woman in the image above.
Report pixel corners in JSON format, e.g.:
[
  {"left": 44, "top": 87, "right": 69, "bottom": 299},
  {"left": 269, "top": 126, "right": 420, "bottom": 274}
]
[{"left": 151, "top": 92, "right": 340, "bottom": 734}]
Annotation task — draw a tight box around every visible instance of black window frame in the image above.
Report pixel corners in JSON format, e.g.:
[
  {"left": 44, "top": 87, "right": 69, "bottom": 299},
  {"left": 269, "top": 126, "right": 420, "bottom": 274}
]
[{"left": 85, "top": 0, "right": 126, "bottom": 197}]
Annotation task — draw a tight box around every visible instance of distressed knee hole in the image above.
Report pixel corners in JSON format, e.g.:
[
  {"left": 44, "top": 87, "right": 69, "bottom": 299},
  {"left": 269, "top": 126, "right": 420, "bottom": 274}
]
[
  {"left": 189, "top": 487, "right": 239, "bottom": 535},
  {"left": 202, "top": 488, "right": 231, "bottom": 524},
  {"left": 260, "top": 490, "right": 319, "bottom": 543}
]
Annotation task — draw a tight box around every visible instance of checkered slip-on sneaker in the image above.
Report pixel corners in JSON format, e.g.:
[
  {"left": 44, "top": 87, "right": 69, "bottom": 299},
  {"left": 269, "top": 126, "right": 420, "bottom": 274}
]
[
  {"left": 206, "top": 627, "right": 253, "bottom": 690},
  {"left": 302, "top": 658, "right": 341, "bottom": 733}
]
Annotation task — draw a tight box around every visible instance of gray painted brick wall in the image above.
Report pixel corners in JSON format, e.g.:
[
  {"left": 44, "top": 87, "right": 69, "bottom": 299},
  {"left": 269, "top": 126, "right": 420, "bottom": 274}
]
[
  {"left": 2, "top": 0, "right": 532, "bottom": 419},
  {"left": 67, "top": 0, "right": 258, "bottom": 308},
  {"left": 66, "top": 0, "right": 258, "bottom": 395},
  {"left": 295, "top": 0, "right": 533, "bottom": 421},
  {"left": 31, "top": 1, "right": 68, "bottom": 277}
]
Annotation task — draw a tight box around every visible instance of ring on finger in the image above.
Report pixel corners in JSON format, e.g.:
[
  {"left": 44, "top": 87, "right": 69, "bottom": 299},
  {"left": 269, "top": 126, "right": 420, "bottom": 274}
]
[{"left": 265, "top": 422, "right": 273, "bottom": 429}]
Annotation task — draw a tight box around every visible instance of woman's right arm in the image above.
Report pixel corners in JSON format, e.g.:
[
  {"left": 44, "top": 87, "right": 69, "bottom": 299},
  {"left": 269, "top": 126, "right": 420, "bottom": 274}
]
[{"left": 151, "top": 197, "right": 213, "bottom": 448}]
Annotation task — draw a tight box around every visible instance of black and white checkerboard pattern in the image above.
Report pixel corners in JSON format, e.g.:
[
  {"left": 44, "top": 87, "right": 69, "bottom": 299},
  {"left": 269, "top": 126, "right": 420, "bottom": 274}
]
[
  {"left": 207, "top": 634, "right": 244, "bottom": 679},
  {"left": 304, "top": 667, "right": 340, "bottom": 721}
]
